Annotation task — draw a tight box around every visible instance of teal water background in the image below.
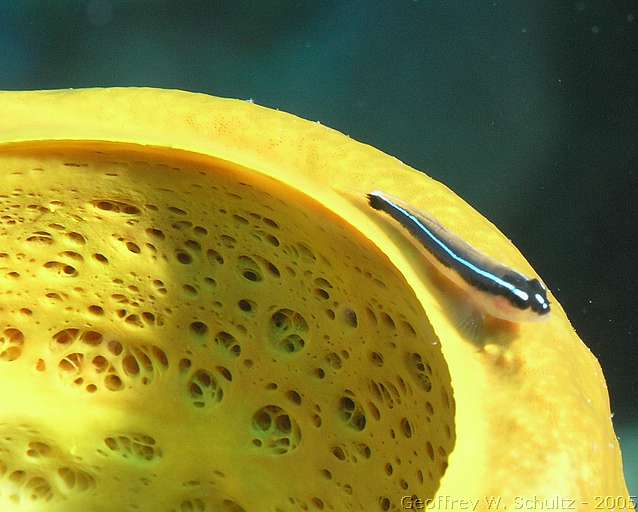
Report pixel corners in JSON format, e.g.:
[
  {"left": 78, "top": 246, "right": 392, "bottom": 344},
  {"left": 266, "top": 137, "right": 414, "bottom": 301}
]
[{"left": 1, "top": 0, "right": 636, "bottom": 497}]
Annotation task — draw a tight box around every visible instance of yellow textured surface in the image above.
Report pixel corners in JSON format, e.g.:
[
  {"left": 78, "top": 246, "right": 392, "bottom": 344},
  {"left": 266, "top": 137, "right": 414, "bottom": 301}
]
[{"left": 0, "top": 88, "right": 630, "bottom": 511}]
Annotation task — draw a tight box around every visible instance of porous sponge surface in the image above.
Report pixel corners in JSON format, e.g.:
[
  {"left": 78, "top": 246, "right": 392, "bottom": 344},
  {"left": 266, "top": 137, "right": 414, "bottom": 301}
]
[{"left": 0, "top": 143, "right": 454, "bottom": 511}]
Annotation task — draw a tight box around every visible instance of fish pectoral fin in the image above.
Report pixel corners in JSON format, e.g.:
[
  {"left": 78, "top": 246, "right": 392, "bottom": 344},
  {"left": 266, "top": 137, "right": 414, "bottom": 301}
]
[{"left": 455, "top": 303, "right": 488, "bottom": 348}]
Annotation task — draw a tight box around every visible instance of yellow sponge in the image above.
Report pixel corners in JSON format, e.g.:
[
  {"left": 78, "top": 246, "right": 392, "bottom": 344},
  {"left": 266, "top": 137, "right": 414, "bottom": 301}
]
[{"left": 0, "top": 88, "right": 630, "bottom": 511}]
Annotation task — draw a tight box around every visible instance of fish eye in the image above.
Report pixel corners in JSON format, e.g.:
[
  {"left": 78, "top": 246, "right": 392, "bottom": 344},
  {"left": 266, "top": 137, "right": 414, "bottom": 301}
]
[
  {"left": 531, "top": 278, "right": 546, "bottom": 291},
  {"left": 528, "top": 278, "right": 547, "bottom": 295}
]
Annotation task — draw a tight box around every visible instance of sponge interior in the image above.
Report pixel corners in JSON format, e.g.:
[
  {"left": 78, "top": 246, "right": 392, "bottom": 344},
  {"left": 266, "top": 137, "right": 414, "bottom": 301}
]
[{"left": 0, "top": 142, "right": 454, "bottom": 511}]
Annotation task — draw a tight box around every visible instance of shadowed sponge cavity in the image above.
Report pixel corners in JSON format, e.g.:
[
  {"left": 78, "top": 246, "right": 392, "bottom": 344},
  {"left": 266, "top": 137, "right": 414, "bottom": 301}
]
[{"left": 0, "top": 143, "right": 454, "bottom": 511}]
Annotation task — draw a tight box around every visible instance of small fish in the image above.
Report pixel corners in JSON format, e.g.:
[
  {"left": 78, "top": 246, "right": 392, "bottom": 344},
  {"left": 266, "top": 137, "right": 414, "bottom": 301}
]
[{"left": 367, "top": 190, "right": 550, "bottom": 323}]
